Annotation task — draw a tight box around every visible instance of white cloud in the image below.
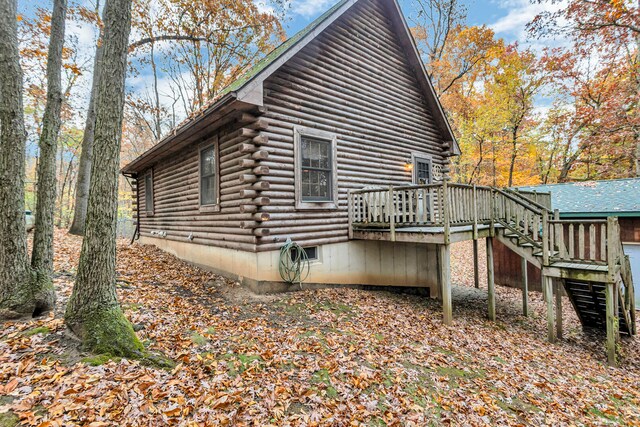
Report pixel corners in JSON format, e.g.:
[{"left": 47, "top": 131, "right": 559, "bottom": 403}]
[
  {"left": 291, "top": 0, "right": 335, "bottom": 18},
  {"left": 255, "top": 0, "right": 276, "bottom": 15},
  {"left": 489, "top": 0, "right": 566, "bottom": 42}
]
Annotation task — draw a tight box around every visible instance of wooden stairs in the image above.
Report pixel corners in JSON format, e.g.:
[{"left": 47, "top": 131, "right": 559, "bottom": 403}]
[
  {"left": 348, "top": 182, "right": 636, "bottom": 364},
  {"left": 494, "top": 189, "right": 637, "bottom": 338}
]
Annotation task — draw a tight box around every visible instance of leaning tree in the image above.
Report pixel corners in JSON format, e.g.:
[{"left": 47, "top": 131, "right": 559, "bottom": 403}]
[{"left": 64, "top": 0, "right": 143, "bottom": 356}]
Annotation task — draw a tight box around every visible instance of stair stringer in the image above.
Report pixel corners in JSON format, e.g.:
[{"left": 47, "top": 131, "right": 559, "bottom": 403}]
[{"left": 495, "top": 229, "right": 542, "bottom": 269}]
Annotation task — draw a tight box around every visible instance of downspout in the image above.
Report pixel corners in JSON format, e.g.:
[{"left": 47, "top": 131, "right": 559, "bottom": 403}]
[{"left": 122, "top": 172, "right": 140, "bottom": 244}]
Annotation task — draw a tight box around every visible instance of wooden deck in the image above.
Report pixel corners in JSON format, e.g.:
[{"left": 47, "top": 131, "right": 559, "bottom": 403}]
[
  {"left": 352, "top": 223, "right": 496, "bottom": 244},
  {"left": 348, "top": 182, "right": 636, "bottom": 365}
]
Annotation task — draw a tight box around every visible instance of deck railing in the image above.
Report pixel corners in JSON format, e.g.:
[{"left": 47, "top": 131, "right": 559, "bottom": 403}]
[
  {"left": 348, "top": 183, "right": 495, "bottom": 242},
  {"left": 349, "top": 182, "right": 633, "bottom": 273}
]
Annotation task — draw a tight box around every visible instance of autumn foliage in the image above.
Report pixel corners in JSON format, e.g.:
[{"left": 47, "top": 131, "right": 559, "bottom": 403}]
[
  {"left": 412, "top": 0, "right": 640, "bottom": 186},
  {"left": 1, "top": 231, "right": 640, "bottom": 425}
]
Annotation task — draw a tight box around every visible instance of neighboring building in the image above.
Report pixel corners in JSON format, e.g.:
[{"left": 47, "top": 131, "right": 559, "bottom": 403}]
[
  {"left": 122, "top": 0, "right": 460, "bottom": 293},
  {"left": 494, "top": 178, "right": 640, "bottom": 303}
]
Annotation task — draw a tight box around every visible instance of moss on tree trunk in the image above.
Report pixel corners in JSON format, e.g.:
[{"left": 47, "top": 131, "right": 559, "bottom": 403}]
[
  {"left": 65, "top": 306, "right": 144, "bottom": 357},
  {"left": 0, "top": 270, "right": 55, "bottom": 319}
]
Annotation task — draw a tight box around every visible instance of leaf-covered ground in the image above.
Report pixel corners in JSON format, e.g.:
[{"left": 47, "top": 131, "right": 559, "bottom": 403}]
[{"left": 1, "top": 232, "right": 640, "bottom": 426}]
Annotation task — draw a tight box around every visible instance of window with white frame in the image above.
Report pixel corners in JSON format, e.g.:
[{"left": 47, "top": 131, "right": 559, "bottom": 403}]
[
  {"left": 413, "top": 155, "right": 432, "bottom": 185},
  {"left": 200, "top": 145, "right": 217, "bottom": 206},
  {"left": 301, "top": 137, "right": 333, "bottom": 201},
  {"left": 294, "top": 128, "right": 338, "bottom": 209},
  {"left": 144, "top": 171, "right": 154, "bottom": 214}
]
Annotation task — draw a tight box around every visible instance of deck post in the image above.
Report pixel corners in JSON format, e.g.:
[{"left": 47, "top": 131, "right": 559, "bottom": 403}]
[
  {"left": 521, "top": 257, "right": 529, "bottom": 316},
  {"left": 439, "top": 244, "right": 453, "bottom": 325},
  {"left": 490, "top": 190, "right": 496, "bottom": 237},
  {"left": 472, "top": 185, "right": 478, "bottom": 240},
  {"left": 555, "top": 281, "right": 563, "bottom": 339},
  {"left": 541, "top": 212, "right": 549, "bottom": 267},
  {"left": 473, "top": 239, "right": 480, "bottom": 289},
  {"left": 389, "top": 185, "right": 396, "bottom": 242},
  {"left": 348, "top": 190, "right": 354, "bottom": 240},
  {"left": 544, "top": 274, "right": 556, "bottom": 343},
  {"left": 442, "top": 180, "right": 450, "bottom": 245},
  {"left": 486, "top": 237, "right": 496, "bottom": 321},
  {"left": 605, "top": 281, "right": 617, "bottom": 366}
]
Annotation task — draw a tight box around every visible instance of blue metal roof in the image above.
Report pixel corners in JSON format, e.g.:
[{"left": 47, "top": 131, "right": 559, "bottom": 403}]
[{"left": 517, "top": 178, "right": 640, "bottom": 218}]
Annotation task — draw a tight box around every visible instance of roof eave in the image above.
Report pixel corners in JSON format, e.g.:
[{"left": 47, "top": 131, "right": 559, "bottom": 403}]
[
  {"left": 559, "top": 212, "right": 640, "bottom": 219},
  {"left": 387, "top": 0, "right": 460, "bottom": 156},
  {"left": 121, "top": 92, "right": 238, "bottom": 175}
]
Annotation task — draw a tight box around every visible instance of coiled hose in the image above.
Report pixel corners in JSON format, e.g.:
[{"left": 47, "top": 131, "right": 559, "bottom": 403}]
[{"left": 278, "top": 240, "right": 310, "bottom": 287}]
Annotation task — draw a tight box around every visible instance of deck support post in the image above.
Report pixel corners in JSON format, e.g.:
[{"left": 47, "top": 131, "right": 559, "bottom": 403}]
[
  {"left": 555, "top": 282, "right": 563, "bottom": 339},
  {"left": 486, "top": 237, "right": 495, "bottom": 321},
  {"left": 473, "top": 239, "right": 480, "bottom": 289},
  {"left": 389, "top": 185, "right": 396, "bottom": 242},
  {"left": 544, "top": 274, "right": 556, "bottom": 343},
  {"left": 521, "top": 257, "right": 529, "bottom": 316},
  {"left": 605, "top": 281, "right": 618, "bottom": 366},
  {"left": 439, "top": 244, "right": 452, "bottom": 325}
]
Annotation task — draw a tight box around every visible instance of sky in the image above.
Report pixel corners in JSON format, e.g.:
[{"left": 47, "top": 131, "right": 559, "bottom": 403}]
[
  {"left": 19, "top": 0, "right": 560, "bottom": 135},
  {"left": 285, "top": 0, "right": 549, "bottom": 42}
]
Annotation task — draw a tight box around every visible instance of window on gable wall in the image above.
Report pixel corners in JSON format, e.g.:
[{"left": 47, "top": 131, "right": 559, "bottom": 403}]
[
  {"left": 144, "top": 171, "right": 154, "bottom": 214},
  {"left": 200, "top": 145, "right": 217, "bottom": 206},
  {"left": 294, "top": 127, "right": 337, "bottom": 210},
  {"left": 301, "top": 137, "right": 333, "bottom": 202}
]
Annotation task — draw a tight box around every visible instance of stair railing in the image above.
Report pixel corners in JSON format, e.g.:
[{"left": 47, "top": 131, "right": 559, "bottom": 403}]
[{"left": 492, "top": 188, "right": 549, "bottom": 254}]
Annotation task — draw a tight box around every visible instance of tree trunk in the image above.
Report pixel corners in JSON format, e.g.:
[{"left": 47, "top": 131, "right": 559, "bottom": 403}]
[
  {"left": 636, "top": 0, "right": 640, "bottom": 177},
  {"left": 68, "top": 38, "right": 103, "bottom": 236},
  {"left": 32, "top": 0, "right": 68, "bottom": 276},
  {"left": 64, "top": 0, "right": 143, "bottom": 357},
  {"left": 0, "top": 0, "right": 55, "bottom": 319},
  {"left": 508, "top": 136, "right": 518, "bottom": 188},
  {"left": 150, "top": 41, "right": 162, "bottom": 140}
]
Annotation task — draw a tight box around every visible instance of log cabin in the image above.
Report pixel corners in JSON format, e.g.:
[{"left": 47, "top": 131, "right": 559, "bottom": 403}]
[
  {"left": 122, "top": 0, "right": 460, "bottom": 295},
  {"left": 123, "top": 0, "right": 636, "bottom": 364}
]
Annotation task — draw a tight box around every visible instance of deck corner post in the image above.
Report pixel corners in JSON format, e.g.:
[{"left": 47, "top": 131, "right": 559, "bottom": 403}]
[
  {"left": 389, "top": 185, "right": 396, "bottom": 242},
  {"left": 486, "top": 237, "right": 496, "bottom": 321},
  {"left": 606, "top": 281, "right": 618, "bottom": 366},
  {"left": 544, "top": 274, "right": 556, "bottom": 343},
  {"left": 490, "top": 189, "right": 496, "bottom": 237},
  {"left": 542, "top": 213, "right": 550, "bottom": 267},
  {"left": 606, "top": 217, "right": 617, "bottom": 282},
  {"left": 472, "top": 184, "right": 478, "bottom": 240},
  {"left": 521, "top": 257, "right": 529, "bottom": 316},
  {"left": 473, "top": 239, "right": 480, "bottom": 289},
  {"left": 348, "top": 189, "right": 354, "bottom": 240},
  {"left": 555, "top": 281, "right": 563, "bottom": 339},
  {"left": 439, "top": 244, "right": 452, "bottom": 325},
  {"left": 442, "top": 180, "right": 450, "bottom": 245}
]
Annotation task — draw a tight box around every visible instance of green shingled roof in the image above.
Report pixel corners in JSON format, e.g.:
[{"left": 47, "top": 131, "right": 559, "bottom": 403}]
[
  {"left": 517, "top": 178, "right": 640, "bottom": 218},
  {"left": 218, "top": 0, "right": 350, "bottom": 98}
]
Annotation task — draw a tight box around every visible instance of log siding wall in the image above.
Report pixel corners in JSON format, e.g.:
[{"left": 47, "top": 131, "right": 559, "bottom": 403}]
[
  {"left": 256, "top": 0, "right": 450, "bottom": 251},
  {"left": 135, "top": 0, "right": 451, "bottom": 255},
  {"left": 137, "top": 115, "right": 266, "bottom": 251}
]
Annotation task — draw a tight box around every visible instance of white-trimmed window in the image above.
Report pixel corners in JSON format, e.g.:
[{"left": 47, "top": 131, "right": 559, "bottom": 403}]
[
  {"left": 200, "top": 143, "right": 218, "bottom": 207},
  {"left": 144, "top": 170, "right": 154, "bottom": 215},
  {"left": 412, "top": 154, "right": 433, "bottom": 185},
  {"left": 294, "top": 127, "right": 338, "bottom": 210}
]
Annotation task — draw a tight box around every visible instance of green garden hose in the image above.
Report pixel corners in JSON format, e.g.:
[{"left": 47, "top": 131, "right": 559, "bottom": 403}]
[{"left": 278, "top": 239, "right": 311, "bottom": 286}]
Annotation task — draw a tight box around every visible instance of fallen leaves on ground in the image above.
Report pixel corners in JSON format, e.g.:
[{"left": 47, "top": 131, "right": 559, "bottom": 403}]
[{"left": 1, "top": 231, "right": 639, "bottom": 426}]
